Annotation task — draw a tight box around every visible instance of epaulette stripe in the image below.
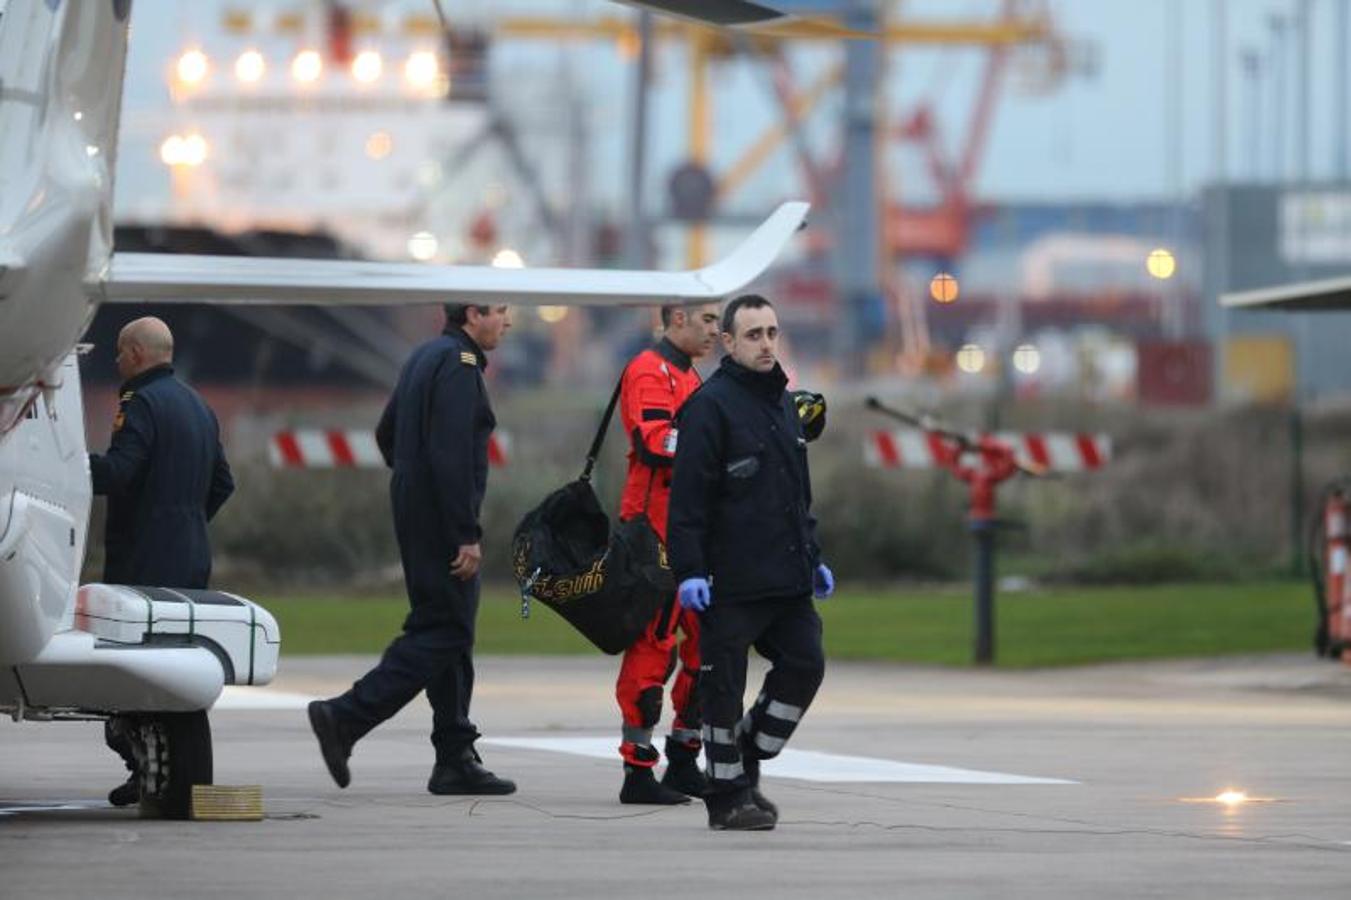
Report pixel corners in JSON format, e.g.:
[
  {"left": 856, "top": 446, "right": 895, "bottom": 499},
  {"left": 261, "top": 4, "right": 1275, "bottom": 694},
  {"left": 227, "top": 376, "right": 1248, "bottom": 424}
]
[{"left": 460, "top": 351, "right": 477, "bottom": 365}]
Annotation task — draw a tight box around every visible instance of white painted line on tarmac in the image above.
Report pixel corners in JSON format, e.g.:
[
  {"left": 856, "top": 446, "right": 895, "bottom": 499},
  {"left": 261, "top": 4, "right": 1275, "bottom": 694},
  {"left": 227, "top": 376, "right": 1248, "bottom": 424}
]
[
  {"left": 0, "top": 801, "right": 102, "bottom": 816},
  {"left": 208, "top": 695, "right": 1074, "bottom": 785},
  {"left": 481, "top": 736, "right": 1076, "bottom": 785},
  {"left": 212, "top": 686, "right": 316, "bottom": 710}
]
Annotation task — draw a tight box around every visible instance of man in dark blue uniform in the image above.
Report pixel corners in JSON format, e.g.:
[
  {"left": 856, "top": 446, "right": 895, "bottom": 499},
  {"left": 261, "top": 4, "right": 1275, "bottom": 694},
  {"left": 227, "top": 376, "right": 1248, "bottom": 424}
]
[
  {"left": 89, "top": 316, "right": 235, "bottom": 806},
  {"left": 668, "top": 294, "right": 835, "bottom": 831},
  {"left": 308, "top": 302, "right": 517, "bottom": 796}
]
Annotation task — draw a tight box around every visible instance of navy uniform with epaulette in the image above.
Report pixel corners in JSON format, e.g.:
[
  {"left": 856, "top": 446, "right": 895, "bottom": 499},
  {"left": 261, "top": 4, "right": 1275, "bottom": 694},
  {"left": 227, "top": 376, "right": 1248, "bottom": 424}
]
[
  {"left": 89, "top": 359, "right": 234, "bottom": 810},
  {"left": 89, "top": 363, "right": 234, "bottom": 589},
  {"left": 377, "top": 326, "right": 493, "bottom": 633},
  {"left": 321, "top": 322, "right": 510, "bottom": 791}
]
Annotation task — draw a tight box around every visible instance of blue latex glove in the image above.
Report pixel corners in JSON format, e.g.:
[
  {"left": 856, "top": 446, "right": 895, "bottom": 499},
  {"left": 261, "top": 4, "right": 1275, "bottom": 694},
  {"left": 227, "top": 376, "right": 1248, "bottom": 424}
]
[
  {"left": 678, "top": 577, "right": 711, "bottom": 612},
  {"left": 813, "top": 563, "right": 835, "bottom": 599}
]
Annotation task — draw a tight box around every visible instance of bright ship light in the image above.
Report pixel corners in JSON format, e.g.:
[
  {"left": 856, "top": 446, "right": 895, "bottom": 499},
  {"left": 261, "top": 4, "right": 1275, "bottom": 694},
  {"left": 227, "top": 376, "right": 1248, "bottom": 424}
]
[
  {"left": 352, "top": 51, "right": 383, "bottom": 84},
  {"left": 404, "top": 51, "right": 440, "bottom": 91},
  {"left": 292, "top": 50, "right": 323, "bottom": 84},
  {"left": 160, "top": 133, "right": 208, "bottom": 168},
  {"left": 176, "top": 49, "right": 209, "bottom": 86},
  {"left": 235, "top": 50, "right": 265, "bottom": 84}
]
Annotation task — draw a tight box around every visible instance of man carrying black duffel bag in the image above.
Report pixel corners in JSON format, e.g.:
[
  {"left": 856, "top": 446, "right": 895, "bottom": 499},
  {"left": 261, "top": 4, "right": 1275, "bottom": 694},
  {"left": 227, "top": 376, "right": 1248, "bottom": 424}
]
[{"left": 610, "top": 302, "right": 721, "bottom": 806}]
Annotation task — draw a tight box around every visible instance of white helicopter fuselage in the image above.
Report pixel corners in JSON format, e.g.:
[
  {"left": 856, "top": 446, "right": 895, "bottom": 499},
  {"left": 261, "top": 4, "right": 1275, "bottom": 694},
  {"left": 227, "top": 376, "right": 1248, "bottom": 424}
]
[
  {"left": 0, "top": 0, "right": 119, "bottom": 428},
  {"left": 0, "top": 354, "right": 90, "bottom": 668},
  {"left": 0, "top": 0, "right": 127, "bottom": 672}
]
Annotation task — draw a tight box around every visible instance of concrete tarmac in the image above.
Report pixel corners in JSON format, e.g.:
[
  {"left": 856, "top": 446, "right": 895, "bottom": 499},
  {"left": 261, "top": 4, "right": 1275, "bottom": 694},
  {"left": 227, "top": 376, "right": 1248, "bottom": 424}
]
[{"left": 2, "top": 653, "right": 1349, "bottom": 899}]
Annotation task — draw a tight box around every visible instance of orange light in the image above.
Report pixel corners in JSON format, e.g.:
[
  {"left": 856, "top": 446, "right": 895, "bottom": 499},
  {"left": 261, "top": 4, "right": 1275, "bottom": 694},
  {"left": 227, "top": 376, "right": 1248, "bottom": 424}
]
[
  {"left": 616, "top": 28, "right": 641, "bottom": 60},
  {"left": 364, "top": 131, "right": 393, "bottom": 160},
  {"left": 930, "top": 272, "right": 960, "bottom": 304}
]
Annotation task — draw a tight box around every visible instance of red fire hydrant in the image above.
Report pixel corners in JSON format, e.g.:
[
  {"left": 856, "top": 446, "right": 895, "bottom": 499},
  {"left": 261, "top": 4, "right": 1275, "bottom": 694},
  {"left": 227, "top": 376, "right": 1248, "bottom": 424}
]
[
  {"left": 868, "top": 398, "right": 1042, "bottom": 664},
  {"left": 934, "top": 434, "right": 1029, "bottom": 663}
]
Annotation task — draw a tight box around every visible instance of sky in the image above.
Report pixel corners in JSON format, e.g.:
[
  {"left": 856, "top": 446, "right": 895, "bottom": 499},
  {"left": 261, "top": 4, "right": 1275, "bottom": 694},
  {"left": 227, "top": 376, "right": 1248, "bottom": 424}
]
[
  {"left": 973, "top": 0, "right": 1350, "bottom": 199},
  {"left": 114, "top": 0, "right": 1351, "bottom": 228}
]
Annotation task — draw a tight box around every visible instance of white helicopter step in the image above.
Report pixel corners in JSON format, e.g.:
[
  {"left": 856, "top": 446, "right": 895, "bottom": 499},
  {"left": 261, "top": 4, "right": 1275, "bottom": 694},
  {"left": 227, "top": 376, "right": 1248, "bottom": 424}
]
[{"left": 213, "top": 686, "right": 316, "bottom": 710}]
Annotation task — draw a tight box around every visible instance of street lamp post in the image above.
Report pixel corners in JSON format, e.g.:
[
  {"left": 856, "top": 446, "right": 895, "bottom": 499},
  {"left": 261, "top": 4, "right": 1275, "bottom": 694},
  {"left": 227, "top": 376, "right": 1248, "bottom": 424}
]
[
  {"left": 1268, "top": 14, "right": 1287, "bottom": 183},
  {"left": 1240, "top": 47, "right": 1262, "bottom": 180}
]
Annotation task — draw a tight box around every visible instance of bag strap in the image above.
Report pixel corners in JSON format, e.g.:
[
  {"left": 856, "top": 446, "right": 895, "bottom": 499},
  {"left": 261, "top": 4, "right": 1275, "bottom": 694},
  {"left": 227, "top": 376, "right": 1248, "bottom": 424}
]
[{"left": 581, "top": 373, "right": 625, "bottom": 482}]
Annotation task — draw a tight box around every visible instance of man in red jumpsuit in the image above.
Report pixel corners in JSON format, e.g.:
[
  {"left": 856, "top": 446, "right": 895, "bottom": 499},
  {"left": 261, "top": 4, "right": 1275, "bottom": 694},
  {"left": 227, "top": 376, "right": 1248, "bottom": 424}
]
[{"left": 615, "top": 302, "right": 721, "bottom": 804}]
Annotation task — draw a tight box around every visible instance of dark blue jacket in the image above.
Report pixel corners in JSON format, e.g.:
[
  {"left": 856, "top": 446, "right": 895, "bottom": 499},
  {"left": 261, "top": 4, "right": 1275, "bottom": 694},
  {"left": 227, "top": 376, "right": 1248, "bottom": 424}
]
[
  {"left": 90, "top": 365, "right": 233, "bottom": 589},
  {"left": 376, "top": 327, "right": 494, "bottom": 611},
  {"left": 668, "top": 356, "right": 820, "bottom": 604}
]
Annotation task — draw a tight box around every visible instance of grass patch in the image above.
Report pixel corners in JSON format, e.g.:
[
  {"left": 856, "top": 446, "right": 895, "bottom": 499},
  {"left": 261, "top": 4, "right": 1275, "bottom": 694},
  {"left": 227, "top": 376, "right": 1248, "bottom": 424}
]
[
  {"left": 257, "top": 580, "right": 1316, "bottom": 667},
  {"left": 819, "top": 581, "right": 1312, "bottom": 667}
]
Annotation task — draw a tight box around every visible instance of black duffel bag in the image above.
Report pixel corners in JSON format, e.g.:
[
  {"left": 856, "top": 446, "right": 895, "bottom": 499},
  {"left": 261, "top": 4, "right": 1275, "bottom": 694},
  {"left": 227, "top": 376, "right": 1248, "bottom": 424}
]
[{"left": 511, "top": 378, "right": 673, "bottom": 654}]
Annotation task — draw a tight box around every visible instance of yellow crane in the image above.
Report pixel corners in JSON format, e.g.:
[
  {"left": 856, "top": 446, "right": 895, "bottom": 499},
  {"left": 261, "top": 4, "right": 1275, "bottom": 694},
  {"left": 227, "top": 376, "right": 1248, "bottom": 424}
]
[{"left": 494, "top": 5, "right": 1068, "bottom": 270}]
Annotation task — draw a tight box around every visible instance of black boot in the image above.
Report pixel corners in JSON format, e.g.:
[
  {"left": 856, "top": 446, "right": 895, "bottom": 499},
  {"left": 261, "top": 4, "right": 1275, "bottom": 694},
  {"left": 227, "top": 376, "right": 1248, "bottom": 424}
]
[
  {"left": 740, "top": 742, "right": 778, "bottom": 818},
  {"left": 428, "top": 747, "right": 516, "bottom": 795},
  {"left": 660, "top": 738, "right": 709, "bottom": 798},
  {"left": 307, "top": 700, "right": 353, "bottom": 789},
  {"left": 620, "top": 765, "right": 691, "bottom": 805},
  {"left": 705, "top": 788, "right": 775, "bottom": 831},
  {"left": 108, "top": 777, "right": 139, "bottom": 807},
  {"left": 105, "top": 718, "right": 141, "bottom": 807}
]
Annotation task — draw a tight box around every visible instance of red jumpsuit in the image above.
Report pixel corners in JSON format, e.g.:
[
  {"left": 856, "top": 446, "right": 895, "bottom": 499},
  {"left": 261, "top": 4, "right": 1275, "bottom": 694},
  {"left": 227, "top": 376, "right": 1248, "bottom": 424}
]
[{"left": 616, "top": 338, "right": 703, "bottom": 767}]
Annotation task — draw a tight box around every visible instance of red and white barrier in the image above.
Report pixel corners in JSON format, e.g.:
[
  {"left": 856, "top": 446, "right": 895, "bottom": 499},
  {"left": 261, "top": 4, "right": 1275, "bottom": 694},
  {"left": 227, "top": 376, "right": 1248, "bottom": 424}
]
[
  {"left": 270, "top": 429, "right": 510, "bottom": 468},
  {"left": 865, "top": 429, "right": 1109, "bottom": 472}
]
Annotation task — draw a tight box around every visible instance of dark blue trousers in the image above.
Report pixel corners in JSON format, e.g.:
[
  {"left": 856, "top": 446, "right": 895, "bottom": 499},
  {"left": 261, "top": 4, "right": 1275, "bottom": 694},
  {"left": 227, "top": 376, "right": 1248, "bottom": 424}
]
[
  {"left": 330, "top": 572, "right": 481, "bottom": 764},
  {"left": 698, "top": 595, "right": 825, "bottom": 796}
]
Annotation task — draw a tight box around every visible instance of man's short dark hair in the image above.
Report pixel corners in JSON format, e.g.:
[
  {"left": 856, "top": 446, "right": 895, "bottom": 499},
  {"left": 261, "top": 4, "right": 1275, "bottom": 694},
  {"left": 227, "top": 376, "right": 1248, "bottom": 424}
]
[
  {"left": 721, "top": 294, "right": 773, "bottom": 336},
  {"left": 444, "top": 303, "right": 491, "bottom": 327},
  {"left": 659, "top": 305, "right": 676, "bottom": 329}
]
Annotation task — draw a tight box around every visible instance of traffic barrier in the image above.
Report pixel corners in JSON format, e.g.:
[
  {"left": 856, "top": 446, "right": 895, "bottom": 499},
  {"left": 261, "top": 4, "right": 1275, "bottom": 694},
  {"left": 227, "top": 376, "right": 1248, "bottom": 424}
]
[
  {"left": 865, "top": 429, "right": 1110, "bottom": 472},
  {"left": 269, "top": 429, "right": 509, "bottom": 468}
]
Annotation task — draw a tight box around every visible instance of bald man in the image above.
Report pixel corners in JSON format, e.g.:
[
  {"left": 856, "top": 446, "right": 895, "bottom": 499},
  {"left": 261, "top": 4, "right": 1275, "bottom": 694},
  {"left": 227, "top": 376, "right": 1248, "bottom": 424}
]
[{"left": 90, "top": 317, "right": 234, "bottom": 806}]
